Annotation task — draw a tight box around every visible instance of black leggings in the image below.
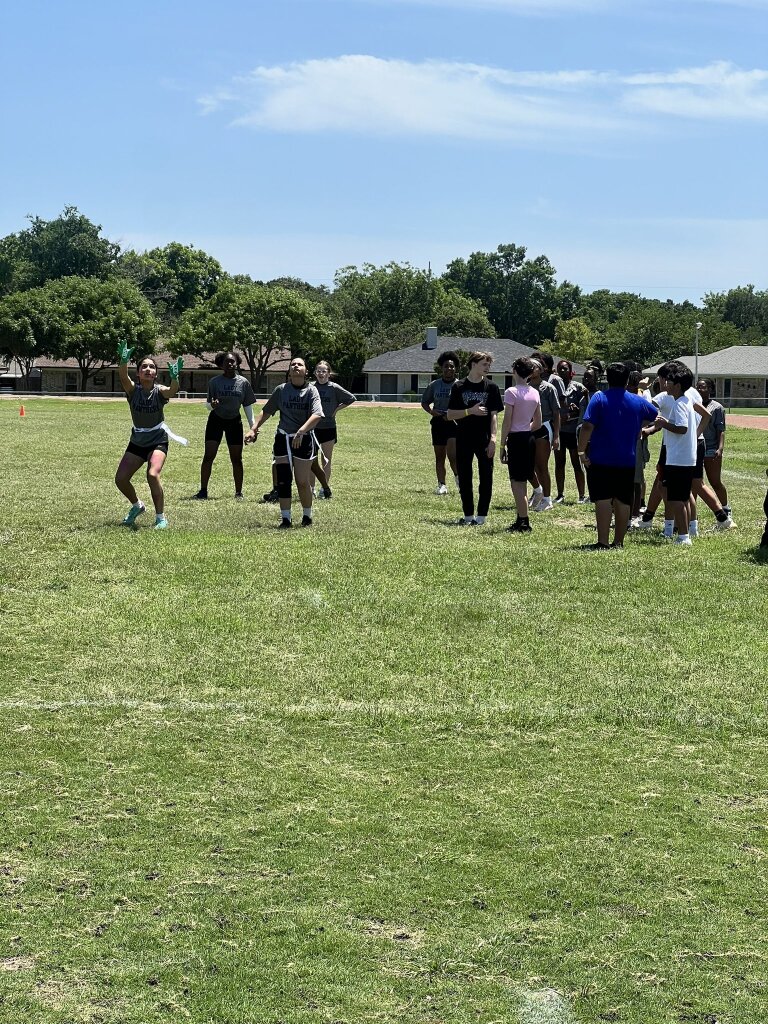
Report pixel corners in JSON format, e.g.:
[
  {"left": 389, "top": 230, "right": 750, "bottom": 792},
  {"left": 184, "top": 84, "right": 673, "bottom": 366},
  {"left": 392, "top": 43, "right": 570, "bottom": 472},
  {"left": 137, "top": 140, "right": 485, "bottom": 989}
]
[{"left": 456, "top": 437, "right": 494, "bottom": 518}]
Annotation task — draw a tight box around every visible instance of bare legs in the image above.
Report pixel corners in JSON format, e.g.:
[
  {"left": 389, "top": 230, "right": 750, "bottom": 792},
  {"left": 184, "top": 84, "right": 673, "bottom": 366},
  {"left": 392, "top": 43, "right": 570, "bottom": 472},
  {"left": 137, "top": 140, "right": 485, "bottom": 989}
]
[{"left": 115, "top": 450, "right": 167, "bottom": 514}]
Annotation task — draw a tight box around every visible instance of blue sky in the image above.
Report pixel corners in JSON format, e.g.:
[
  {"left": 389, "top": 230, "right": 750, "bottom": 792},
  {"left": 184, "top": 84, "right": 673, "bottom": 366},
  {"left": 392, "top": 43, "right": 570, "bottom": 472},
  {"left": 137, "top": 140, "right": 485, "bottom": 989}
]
[{"left": 2, "top": 0, "right": 766, "bottom": 302}]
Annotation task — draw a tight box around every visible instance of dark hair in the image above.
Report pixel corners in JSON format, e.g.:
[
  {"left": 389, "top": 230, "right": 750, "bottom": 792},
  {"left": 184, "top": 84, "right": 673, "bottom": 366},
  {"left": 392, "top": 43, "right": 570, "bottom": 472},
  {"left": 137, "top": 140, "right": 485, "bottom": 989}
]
[
  {"left": 587, "top": 358, "right": 605, "bottom": 375},
  {"left": 215, "top": 351, "right": 242, "bottom": 369},
  {"left": 437, "top": 350, "right": 460, "bottom": 368},
  {"left": 606, "top": 362, "right": 630, "bottom": 388},
  {"left": 556, "top": 358, "right": 573, "bottom": 372},
  {"left": 698, "top": 377, "right": 716, "bottom": 394},
  {"left": 670, "top": 367, "right": 694, "bottom": 392},
  {"left": 137, "top": 355, "right": 157, "bottom": 369},
  {"left": 623, "top": 359, "right": 641, "bottom": 374},
  {"left": 513, "top": 356, "right": 535, "bottom": 379},
  {"left": 627, "top": 370, "right": 642, "bottom": 393},
  {"left": 657, "top": 361, "right": 680, "bottom": 380},
  {"left": 531, "top": 351, "right": 554, "bottom": 372},
  {"left": 315, "top": 359, "right": 335, "bottom": 379}
]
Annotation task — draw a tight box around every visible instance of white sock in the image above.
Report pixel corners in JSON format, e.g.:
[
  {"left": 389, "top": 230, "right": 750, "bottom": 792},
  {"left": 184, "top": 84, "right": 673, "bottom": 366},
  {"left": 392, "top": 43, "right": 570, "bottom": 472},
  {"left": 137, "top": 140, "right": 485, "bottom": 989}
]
[
  {"left": 475, "top": 515, "right": 486, "bottom": 525},
  {"left": 463, "top": 516, "right": 474, "bottom": 525},
  {"left": 133, "top": 500, "right": 144, "bottom": 510},
  {"left": 689, "top": 520, "right": 698, "bottom": 536},
  {"left": 303, "top": 507, "right": 312, "bottom": 519},
  {"left": 677, "top": 533, "right": 690, "bottom": 543},
  {"left": 663, "top": 519, "right": 674, "bottom": 536},
  {"left": 281, "top": 509, "right": 291, "bottom": 521}
]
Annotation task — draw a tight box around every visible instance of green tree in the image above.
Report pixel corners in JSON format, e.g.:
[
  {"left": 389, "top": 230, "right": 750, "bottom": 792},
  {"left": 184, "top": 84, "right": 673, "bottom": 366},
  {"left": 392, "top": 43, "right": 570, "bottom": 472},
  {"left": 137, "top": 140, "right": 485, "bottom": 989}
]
[
  {"left": 0, "top": 207, "right": 119, "bottom": 294},
  {"left": 703, "top": 286, "right": 768, "bottom": 342},
  {"left": 295, "top": 316, "right": 368, "bottom": 387},
  {"left": 50, "top": 276, "right": 158, "bottom": 391},
  {"left": 331, "top": 262, "right": 494, "bottom": 355},
  {"left": 545, "top": 318, "right": 598, "bottom": 364},
  {"left": 442, "top": 243, "right": 563, "bottom": 344},
  {"left": 175, "top": 281, "right": 333, "bottom": 389},
  {"left": 0, "top": 284, "right": 66, "bottom": 384},
  {"left": 117, "top": 242, "right": 224, "bottom": 326}
]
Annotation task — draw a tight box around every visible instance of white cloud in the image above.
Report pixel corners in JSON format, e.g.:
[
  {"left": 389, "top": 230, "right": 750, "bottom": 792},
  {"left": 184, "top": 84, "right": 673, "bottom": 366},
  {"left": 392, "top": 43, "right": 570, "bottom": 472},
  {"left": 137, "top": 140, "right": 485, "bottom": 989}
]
[{"left": 199, "top": 57, "right": 768, "bottom": 143}]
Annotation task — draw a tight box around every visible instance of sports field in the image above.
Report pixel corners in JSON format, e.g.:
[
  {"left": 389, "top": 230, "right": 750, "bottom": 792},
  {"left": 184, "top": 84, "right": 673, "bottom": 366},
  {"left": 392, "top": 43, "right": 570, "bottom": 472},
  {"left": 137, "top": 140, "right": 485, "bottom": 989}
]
[{"left": 2, "top": 398, "right": 767, "bottom": 1024}]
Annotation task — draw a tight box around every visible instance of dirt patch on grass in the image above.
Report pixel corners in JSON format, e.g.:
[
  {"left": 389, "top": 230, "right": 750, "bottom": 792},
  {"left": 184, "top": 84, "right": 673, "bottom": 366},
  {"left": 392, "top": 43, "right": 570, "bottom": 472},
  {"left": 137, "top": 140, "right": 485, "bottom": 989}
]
[
  {"left": 354, "top": 917, "right": 425, "bottom": 946},
  {"left": 1, "top": 955, "right": 35, "bottom": 971}
]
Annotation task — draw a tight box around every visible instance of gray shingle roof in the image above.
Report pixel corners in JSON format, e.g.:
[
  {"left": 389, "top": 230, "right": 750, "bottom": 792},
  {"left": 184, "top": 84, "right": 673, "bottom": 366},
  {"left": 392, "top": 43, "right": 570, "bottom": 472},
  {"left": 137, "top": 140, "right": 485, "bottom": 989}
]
[
  {"left": 645, "top": 346, "right": 768, "bottom": 377},
  {"left": 364, "top": 336, "right": 585, "bottom": 375}
]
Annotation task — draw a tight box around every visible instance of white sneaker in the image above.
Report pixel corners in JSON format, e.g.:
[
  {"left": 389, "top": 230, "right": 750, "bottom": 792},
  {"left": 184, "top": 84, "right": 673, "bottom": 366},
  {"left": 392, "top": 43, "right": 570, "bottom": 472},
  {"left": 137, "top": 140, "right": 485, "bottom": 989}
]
[
  {"left": 714, "top": 516, "right": 736, "bottom": 531},
  {"left": 635, "top": 517, "right": 654, "bottom": 530},
  {"left": 529, "top": 491, "right": 544, "bottom": 511},
  {"left": 577, "top": 496, "right": 591, "bottom": 505},
  {"left": 435, "top": 483, "right": 448, "bottom": 495},
  {"left": 629, "top": 517, "right": 641, "bottom": 530},
  {"left": 537, "top": 497, "right": 554, "bottom": 512},
  {"left": 675, "top": 535, "right": 692, "bottom": 546}
]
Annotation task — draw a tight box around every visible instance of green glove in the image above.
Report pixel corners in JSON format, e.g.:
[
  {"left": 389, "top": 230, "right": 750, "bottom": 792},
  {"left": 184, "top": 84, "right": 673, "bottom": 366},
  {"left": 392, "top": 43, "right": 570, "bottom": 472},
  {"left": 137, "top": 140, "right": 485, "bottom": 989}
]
[
  {"left": 118, "top": 341, "right": 134, "bottom": 365},
  {"left": 168, "top": 357, "right": 184, "bottom": 381}
]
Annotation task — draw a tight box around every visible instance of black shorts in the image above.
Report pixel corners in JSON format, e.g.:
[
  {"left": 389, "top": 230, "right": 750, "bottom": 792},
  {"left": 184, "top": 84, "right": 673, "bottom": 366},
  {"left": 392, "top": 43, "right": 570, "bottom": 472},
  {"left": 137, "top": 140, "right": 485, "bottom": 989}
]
[
  {"left": 506, "top": 431, "right": 535, "bottom": 483},
  {"left": 125, "top": 441, "right": 169, "bottom": 463},
  {"left": 656, "top": 444, "right": 666, "bottom": 474},
  {"left": 559, "top": 431, "right": 578, "bottom": 452},
  {"left": 273, "top": 431, "right": 318, "bottom": 462},
  {"left": 314, "top": 425, "right": 338, "bottom": 445},
  {"left": 532, "top": 424, "right": 550, "bottom": 442},
  {"left": 586, "top": 464, "right": 634, "bottom": 506},
  {"left": 693, "top": 437, "right": 705, "bottom": 480},
  {"left": 205, "top": 411, "right": 244, "bottom": 447},
  {"left": 664, "top": 465, "right": 695, "bottom": 502},
  {"left": 430, "top": 415, "right": 456, "bottom": 447}
]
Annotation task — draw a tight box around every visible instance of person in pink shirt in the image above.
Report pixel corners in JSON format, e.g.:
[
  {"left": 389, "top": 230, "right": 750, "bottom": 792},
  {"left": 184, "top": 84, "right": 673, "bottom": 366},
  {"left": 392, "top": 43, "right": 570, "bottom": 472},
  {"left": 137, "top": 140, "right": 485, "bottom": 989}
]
[{"left": 500, "top": 357, "right": 543, "bottom": 533}]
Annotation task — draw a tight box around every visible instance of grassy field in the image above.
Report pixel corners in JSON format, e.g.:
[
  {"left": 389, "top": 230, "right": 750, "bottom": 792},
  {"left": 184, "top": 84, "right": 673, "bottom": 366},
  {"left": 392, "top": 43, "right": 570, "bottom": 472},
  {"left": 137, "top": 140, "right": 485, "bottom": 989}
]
[{"left": 1, "top": 398, "right": 767, "bottom": 1024}]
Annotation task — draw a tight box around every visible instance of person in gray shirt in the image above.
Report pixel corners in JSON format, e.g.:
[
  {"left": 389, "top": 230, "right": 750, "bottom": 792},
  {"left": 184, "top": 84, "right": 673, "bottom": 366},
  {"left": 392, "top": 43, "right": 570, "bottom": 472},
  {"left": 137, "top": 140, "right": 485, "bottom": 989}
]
[
  {"left": 310, "top": 360, "right": 357, "bottom": 499},
  {"left": 697, "top": 377, "right": 730, "bottom": 515},
  {"left": 245, "top": 357, "right": 324, "bottom": 527},
  {"left": 421, "top": 350, "right": 460, "bottom": 495},
  {"left": 195, "top": 351, "right": 256, "bottom": 501},
  {"left": 115, "top": 346, "right": 184, "bottom": 531}
]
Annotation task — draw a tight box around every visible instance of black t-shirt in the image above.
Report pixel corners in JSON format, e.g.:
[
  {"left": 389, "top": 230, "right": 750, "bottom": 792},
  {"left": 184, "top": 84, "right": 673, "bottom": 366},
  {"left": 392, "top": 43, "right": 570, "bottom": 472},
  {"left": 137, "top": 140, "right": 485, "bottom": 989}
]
[{"left": 448, "top": 377, "right": 504, "bottom": 444}]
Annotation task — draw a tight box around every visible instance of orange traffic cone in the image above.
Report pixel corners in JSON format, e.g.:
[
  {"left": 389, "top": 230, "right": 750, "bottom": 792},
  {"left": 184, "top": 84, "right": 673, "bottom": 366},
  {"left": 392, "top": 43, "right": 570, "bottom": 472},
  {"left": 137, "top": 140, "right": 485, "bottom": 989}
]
[{"left": 19, "top": 405, "right": 26, "bottom": 417}]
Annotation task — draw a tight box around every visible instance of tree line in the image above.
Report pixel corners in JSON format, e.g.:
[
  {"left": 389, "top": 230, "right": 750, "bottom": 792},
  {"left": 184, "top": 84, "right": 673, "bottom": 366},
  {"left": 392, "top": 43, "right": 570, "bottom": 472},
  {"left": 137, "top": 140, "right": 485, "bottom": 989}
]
[{"left": 1, "top": 207, "right": 766, "bottom": 391}]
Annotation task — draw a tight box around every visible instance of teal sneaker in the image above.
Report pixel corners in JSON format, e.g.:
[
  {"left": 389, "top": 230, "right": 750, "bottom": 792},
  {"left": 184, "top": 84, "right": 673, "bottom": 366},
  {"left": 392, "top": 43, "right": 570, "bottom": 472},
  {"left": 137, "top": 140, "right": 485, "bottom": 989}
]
[
  {"left": 122, "top": 502, "right": 146, "bottom": 527},
  {"left": 154, "top": 516, "right": 169, "bottom": 530}
]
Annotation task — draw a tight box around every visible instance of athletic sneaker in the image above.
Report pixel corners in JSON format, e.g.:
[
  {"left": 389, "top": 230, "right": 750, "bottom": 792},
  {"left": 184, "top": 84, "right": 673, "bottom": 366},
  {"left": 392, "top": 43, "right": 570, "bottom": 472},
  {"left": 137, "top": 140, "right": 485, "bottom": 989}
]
[
  {"left": 456, "top": 517, "right": 474, "bottom": 526},
  {"left": 577, "top": 496, "right": 590, "bottom": 504},
  {"left": 628, "top": 517, "right": 641, "bottom": 530},
  {"left": 474, "top": 515, "right": 487, "bottom": 525},
  {"left": 675, "top": 535, "right": 693, "bottom": 546},
  {"left": 529, "top": 490, "right": 544, "bottom": 511},
  {"left": 262, "top": 488, "right": 279, "bottom": 503},
  {"left": 153, "top": 516, "right": 168, "bottom": 530},
  {"left": 537, "top": 497, "right": 554, "bottom": 512},
  {"left": 316, "top": 488, "right": 333, "bottom": 500},
  {"left": 193, "top": 489, "right": 208, "bottom": 500},
  {"left": 554, "top": 494, "right": 565, "bottom": 504},
  {"left": 234, "top": 492, "right": 244, "bottom": 501},
  {"left": 507, "top": 520, "right": 532, "bottom": 533},
  {"left": 583, "top": 542, "right": 611, "bottom": 551},
  {"left": 300, "top": 515, "right": 313, "bottom": 527},
  {"left": 278, "top": 519, "right": 292, "bottom": 529},
  {"left": 636, "top": 518, "right": 654, "bottom": 530},
  {"left": 435, "top": 483, "right": 448, "bottom": 495},
  {"left": 714, "top": 516, "right": 736, "bottom": 531},
  {"left": 122, "top": 501, "right": 146, "bottom": 527}
]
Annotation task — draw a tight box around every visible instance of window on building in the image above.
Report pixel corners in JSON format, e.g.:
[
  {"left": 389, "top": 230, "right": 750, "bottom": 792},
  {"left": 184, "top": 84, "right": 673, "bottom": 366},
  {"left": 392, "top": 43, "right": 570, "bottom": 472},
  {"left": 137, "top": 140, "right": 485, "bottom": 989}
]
[
  {"left": 723, "top": 379, "right": 731, "bottom": 400},
  {"left": 65, "top": 372, "right": 78, "bottom": 393}
]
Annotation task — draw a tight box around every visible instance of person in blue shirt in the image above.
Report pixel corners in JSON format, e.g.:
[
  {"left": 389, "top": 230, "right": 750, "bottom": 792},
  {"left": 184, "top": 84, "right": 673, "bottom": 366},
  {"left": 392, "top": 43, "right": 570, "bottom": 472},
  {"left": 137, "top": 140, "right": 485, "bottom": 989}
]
[{"left": 577, "top": 362, "right": 658, "bottom": 549}]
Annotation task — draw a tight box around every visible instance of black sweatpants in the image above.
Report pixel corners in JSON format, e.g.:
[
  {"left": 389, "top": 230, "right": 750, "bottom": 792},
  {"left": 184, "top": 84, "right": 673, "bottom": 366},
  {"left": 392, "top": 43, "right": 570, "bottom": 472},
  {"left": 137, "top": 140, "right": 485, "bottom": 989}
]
[{"left": 456, "top": 436, "right": 494, "bottom": 518}]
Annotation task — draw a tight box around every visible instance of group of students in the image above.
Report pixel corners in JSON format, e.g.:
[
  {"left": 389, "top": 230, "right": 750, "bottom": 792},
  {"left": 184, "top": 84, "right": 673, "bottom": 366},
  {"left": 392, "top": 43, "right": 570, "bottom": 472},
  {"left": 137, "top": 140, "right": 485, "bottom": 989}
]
[
  {"left": 114, "top": 341, "right": 765, "bottom": 547},
  {"left": 115, "top": 347, "right": 355, "bottom": 530},
  {"left": 421, "top": 348, "right": 748, "bottom": 546}
]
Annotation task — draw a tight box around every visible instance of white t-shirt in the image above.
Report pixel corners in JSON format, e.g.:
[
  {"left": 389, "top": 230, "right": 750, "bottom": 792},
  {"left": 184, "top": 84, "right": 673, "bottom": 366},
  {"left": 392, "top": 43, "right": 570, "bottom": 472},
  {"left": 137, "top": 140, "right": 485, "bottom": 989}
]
[
  {"left": 653, "top": 386, "right": 702, "bottom": 427},
  {"left": 665, "top": 394, "right": 698, "bottom": 466}
]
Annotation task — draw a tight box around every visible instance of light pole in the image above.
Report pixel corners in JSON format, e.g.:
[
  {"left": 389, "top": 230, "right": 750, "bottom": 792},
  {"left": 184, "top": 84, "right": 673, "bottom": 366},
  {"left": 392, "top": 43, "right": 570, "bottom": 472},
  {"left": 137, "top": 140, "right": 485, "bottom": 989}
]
[{"left": 694, "top": 321, "right": 703, "bottom": 382}]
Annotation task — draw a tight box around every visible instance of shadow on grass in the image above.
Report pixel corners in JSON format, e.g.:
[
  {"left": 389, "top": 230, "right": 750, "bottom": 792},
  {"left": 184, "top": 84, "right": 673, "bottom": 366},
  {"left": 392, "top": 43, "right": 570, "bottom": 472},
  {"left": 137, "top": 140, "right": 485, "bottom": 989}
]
[{"left": 741, "top": 544, "right": 768, "bottom": 564}]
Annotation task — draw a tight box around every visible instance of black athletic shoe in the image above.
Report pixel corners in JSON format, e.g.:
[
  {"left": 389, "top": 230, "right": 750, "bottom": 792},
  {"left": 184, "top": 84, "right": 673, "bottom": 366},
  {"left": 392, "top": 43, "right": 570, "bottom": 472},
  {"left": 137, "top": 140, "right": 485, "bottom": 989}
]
[
  {"left": 262, "top": 488, "right": 279, "bottom": 503},
  {"left": 321, "top": 488, "right": 332, "bottom": 500},
  {"left": 300, "top": 515, "right": 313, "bottom": 527},
  {"left": 582, "top": 542, "right": 611, "bottom": 551},
  {"left": 507, "top": 521, "right": 532, "bottom": 533},
  {"left": 193, "top": 489, "right": 208, "bottom": 500},
  {"left": 278, "top": 519, "right": 292, "bottom": 529}
]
